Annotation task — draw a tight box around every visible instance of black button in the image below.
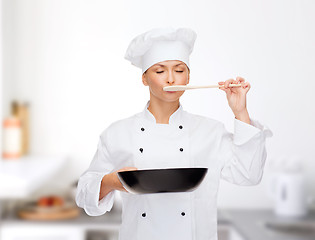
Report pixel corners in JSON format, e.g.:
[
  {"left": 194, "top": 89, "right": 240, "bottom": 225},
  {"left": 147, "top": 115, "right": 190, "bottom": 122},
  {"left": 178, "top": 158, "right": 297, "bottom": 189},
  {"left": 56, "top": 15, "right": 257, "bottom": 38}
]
[
  {"left": 142, "top": 213, "right": 146, "bottom": 217},
  {"left": 141, "top": 127, "right": 145, "bottom": 131},
  {"left": 181, "top": 212, "right": 186, "bottom": 216},
  {"left": 179, "top": 125, "right": 183, "bottom": 129},
  {"left": 139, "top": 148, "right": 143, "bottom": 153},
  {"left": 180, "top": 148, "right": 183, "bottom": 152}
]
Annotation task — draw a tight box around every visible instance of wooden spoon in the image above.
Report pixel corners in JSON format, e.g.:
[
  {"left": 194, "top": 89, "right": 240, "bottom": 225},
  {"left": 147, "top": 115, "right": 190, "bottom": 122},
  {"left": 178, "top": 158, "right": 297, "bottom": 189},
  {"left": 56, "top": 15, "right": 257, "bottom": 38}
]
[{"left": 163, "top": 83, "right": 242, "bottom": 92}]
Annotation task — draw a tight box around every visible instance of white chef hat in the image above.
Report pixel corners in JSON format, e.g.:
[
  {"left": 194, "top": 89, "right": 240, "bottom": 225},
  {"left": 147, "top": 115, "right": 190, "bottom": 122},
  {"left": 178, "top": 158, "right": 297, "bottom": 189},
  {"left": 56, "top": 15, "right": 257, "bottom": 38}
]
[{"left": 124, "top": 27, "right": 197, "bottom": 74}]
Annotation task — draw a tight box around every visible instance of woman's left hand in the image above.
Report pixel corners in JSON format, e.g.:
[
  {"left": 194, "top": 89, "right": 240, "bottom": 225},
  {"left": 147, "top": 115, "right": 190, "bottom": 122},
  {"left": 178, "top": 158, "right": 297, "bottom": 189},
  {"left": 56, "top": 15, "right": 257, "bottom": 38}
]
[{"left": 218, "top": 76, "right": 251, "bottom": 123}]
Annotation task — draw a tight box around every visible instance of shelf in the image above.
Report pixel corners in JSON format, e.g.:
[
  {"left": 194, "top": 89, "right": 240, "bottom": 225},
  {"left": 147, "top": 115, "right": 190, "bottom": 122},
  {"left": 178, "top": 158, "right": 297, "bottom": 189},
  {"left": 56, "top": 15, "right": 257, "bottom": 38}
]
[{"left": 0, "top": 156, "right": 66, "bottom": 199}]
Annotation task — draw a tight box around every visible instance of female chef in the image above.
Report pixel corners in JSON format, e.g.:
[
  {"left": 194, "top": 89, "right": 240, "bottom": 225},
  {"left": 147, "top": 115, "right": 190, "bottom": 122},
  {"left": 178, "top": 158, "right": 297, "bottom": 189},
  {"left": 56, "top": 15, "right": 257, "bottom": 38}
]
[{"left": 76, "top": 27, "right": 273, "bottom": 240}]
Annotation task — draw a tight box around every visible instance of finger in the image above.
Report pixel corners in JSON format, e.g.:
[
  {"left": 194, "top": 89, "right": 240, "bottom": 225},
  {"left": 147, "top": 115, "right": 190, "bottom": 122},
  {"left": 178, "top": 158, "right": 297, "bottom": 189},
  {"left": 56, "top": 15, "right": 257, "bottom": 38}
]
[
  {"left": 118, "top": 167, "right": 137, "bottom": 172},
  {"left": 231, "top": 80, "right": 241, "bottom": 92},
  {"left": 225, "top": 87, "right": 232, "bottom": 98},
  {"left": 244, "top": 82, "right": 251, "bottom": 91},
  {"left": 241, "top": 82, "right": 250, "bottom": 92},
  {"left": 225, "top": 78, "right": 234, "bottom": 88},
  {"left": 236, "top": 76, "right": 245, "bottom": 83},
  {"left": 219, "top": 84, "right": 229, "bottom": 93},
  {"left": 125, "top": 167, "right": 137, "bottom": 171},
  {"left": 220, "top": 86, "right": 229, "bottom": 93},
  {"left": 238, "top": 79, "right": 245, "bottom": 84},
  {"left": 219, "top": 83, "right": 228, "bottom": 90}
]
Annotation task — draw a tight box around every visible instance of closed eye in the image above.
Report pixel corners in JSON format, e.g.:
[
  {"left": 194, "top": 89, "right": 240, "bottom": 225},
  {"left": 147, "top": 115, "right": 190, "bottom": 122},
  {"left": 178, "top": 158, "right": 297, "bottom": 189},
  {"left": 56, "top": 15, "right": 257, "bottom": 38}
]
[
  {"left": 156, "top": 71, "right": 164, "bottom": 74},
  {"left": 176, "top": 71, "right": 183, "bottom": 73}
]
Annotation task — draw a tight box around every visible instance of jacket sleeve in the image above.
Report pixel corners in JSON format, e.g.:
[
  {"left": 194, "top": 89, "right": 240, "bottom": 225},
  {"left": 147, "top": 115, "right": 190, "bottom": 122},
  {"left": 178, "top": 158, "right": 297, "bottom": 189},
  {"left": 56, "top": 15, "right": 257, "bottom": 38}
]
[
  {"left": 220, "top": 118, "right": 273, "bottom": 185},
  {"left": 75, "top": 131, "right": 116, "bottom": 216}
]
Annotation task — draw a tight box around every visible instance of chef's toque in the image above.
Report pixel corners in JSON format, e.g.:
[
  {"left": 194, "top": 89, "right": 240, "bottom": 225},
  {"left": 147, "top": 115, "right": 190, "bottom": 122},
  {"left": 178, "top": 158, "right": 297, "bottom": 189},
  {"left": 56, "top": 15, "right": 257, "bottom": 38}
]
[{"left": 124, "top": 27, "right": 197, "bottom": 74}]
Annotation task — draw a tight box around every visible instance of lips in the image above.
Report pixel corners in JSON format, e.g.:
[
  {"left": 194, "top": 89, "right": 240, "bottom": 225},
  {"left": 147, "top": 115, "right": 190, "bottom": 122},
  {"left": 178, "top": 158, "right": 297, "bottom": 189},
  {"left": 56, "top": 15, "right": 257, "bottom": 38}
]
[{"left": 164, "top": 86, "right": 177, "bottom": 93}]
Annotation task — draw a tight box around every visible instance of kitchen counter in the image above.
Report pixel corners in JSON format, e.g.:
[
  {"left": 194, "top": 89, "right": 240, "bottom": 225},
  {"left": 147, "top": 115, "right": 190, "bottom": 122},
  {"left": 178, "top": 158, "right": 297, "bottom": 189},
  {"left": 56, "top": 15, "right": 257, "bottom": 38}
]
[
  {"left": 1, "top": 207, "right": 122, "bottom": 230},
  {"left": 1, "top": 208, "right": 315, "bottom": 240},
  {"left": 220, "top": 209, "right": 315, "bottom": 240}
]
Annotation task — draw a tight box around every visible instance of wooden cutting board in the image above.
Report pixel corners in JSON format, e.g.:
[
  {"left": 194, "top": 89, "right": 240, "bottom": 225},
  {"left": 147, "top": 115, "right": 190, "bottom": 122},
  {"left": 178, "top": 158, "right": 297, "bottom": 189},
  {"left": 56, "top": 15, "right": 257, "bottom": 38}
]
[{"left": 18, "top": 203, "right": 80, "bottom": 221}]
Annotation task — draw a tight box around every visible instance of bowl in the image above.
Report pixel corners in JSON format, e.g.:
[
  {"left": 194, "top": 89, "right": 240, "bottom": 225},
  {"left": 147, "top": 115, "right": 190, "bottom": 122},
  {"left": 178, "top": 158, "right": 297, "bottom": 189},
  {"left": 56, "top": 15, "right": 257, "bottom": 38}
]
[{"left": 117, "top": 167, "right": 207, "bottom": 194}]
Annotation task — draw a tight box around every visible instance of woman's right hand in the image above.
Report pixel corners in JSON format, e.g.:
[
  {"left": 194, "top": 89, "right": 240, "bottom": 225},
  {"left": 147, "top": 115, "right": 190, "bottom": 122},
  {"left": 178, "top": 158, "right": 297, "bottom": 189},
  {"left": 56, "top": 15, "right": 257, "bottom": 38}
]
[
  {"left": 114, "top": 167, "right": 138, "bottom": 192},
  {"left": 99, "top": 167, "right": 137, "bottom": 200}
]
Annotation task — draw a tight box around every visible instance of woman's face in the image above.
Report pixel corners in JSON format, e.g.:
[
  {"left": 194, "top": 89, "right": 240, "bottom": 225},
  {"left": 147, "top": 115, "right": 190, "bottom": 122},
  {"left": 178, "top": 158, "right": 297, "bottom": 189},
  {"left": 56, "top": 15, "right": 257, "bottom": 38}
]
[{"left": 142, "top": 60, "right": 190, "bottom": 103}]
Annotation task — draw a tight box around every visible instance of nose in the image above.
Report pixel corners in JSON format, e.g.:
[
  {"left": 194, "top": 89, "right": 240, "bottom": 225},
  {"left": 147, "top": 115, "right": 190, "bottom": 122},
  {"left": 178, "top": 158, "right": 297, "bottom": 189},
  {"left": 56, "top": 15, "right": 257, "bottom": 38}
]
[{"left": 167, "top": 72, "right": 175, "bottom": 84}]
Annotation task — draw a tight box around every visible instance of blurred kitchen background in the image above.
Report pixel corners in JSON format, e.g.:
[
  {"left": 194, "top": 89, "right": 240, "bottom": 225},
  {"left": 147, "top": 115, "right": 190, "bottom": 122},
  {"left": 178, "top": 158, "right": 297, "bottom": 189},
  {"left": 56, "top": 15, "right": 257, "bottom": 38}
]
[{"left": 0, "top": 0, "right": 315, "bottom": 239}]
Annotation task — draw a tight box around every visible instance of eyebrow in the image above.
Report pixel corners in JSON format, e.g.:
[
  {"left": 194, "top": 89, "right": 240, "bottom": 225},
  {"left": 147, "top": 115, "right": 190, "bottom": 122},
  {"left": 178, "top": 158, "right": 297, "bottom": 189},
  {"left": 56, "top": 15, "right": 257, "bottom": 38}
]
[{"left": 154, "top": 63, "right": 185, "bottom": 67}]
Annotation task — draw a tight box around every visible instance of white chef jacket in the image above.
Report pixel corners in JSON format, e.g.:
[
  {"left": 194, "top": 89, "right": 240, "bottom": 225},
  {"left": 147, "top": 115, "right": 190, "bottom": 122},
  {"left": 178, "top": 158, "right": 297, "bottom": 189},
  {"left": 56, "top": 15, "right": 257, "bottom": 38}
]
[{"left": 76, "top": 100, "right": 272, "bottom": 240}]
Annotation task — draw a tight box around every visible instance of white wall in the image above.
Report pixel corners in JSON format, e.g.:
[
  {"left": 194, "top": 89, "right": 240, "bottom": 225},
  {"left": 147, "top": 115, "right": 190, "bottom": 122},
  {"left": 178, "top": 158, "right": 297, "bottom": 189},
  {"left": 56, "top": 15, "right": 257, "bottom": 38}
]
[
  {"left": 0, "top": 0, "right": 2, "bottom": 157},
  {"left": 2, "top": 0, "right": 315, "bottom": 208}
]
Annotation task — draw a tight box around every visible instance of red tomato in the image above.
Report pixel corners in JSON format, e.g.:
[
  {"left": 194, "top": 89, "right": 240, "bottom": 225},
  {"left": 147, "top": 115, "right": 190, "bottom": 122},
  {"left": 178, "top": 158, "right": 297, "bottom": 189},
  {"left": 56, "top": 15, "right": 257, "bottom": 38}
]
[{"left": 37, "top": 197, "right": 52, "bottom": 207}]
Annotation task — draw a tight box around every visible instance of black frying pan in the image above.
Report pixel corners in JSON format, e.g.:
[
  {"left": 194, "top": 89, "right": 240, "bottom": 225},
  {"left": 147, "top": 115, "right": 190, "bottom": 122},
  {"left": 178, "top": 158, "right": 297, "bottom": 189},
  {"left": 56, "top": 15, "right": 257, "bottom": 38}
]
[{"left": 117, "top": 167, "right": 207, "bottom": 194}]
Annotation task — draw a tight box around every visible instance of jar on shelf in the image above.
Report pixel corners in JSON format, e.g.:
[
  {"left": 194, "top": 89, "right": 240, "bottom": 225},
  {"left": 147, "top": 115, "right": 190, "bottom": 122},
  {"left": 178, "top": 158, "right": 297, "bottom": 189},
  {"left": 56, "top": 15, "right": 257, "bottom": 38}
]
[
  {"left": 11, "top": 101, "right": 30, "bottom": 155},
  {"left": 2, "top": 116, "right": 22, "bottom": 159}
]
